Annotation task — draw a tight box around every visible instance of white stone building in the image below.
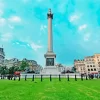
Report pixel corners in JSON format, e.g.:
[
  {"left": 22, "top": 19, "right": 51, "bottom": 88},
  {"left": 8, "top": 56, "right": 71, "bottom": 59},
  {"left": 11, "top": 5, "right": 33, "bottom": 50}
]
[
  {"left": 3, "top": 58, "right": 42, "bottom": 72},
  {"left": 74, "top": 59, "right": 85, "bottom": 74},
  {"left": 4, "top": 58, "right": 19, "bottom": 69},
  {"left": 74, "top": 54, "right": 100, "bottom": 74}
]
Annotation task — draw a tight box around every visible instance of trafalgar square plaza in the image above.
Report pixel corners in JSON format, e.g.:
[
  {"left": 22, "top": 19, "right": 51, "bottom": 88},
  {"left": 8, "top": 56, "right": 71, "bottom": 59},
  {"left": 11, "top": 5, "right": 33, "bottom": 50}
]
[{"left": 1, "top": 8, "right": 100, "bottom": 100}]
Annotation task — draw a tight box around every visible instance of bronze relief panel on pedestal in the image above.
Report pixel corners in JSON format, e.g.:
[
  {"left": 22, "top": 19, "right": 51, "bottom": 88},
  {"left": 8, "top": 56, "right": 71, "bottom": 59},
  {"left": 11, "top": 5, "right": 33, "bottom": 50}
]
[{"left": 46, "top": 58, "right": 54, "bottom": 66}]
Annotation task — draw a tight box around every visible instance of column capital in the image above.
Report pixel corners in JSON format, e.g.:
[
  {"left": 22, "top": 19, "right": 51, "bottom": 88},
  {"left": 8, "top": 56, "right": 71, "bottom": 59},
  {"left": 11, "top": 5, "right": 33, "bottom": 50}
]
[{"left": 47, "top": 9, "right": 53, "bottom": 19}]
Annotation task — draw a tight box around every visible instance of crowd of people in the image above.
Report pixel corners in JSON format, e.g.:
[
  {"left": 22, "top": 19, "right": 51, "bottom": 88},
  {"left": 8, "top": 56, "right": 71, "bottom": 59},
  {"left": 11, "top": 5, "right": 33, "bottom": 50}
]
[{"left": 81, "top": 73, "right": 100, "bottom": 79}]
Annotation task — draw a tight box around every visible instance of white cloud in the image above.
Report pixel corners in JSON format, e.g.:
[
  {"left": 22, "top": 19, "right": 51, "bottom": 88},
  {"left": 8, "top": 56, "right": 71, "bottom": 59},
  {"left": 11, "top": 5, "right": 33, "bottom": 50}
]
[
  {"left": 8, "top": 16, "right": 21, "bottom": 23},
  {"left": 37, "top": 0, "right": 44, "bottom": 2},
  {"left": 27, "top": 43, "right": 30, "bottom": 47},
  {"left": 54, "top": 24, "right": 57, "bottom": 27},
  {"left": 40, "top": 24, "right": 47, "bottom": 35},
  {"left": 38, "top": 40, "right": 41, "bottom": 43},
  {"left": 20, "top": 45, "right": 26, "bottom": 47},
  {"left": 0, "top": 18, "right": 6, "bottom": 26},
  {"left": 44, "top": 25, "right": 47, "bottom": 28},
  {"left": 0, "top": 1, "right": 4, "bottom": 9},
  {"left": 15, "top": 42, "right": 20, "bottom": 44},
  {"left": 78, "top": 24, "right": 87, "bottom": 31},
  {"left": 57, "top": 1, "right": 68, "bottom": 14},
  {"left": 94, "top": 40, "right": 98, "bottom": 44},
  {"left": 8, "top": 24, "right": 14, "bottom": 29},
  {"left": 69, "top": 15, "right": 79, "bottom": 22},
  {"left": 30, "top": 42, "right": 43, "bottom": 51},
  {"left": 12, "top": 42, "right": 20, "bottom": 45},
  {"left": 40, "top": 24, "right": 47, "bottom": 31},
  {"left": 13, "top": 38, "right": 43, "bottom": 51},
  {"left": 0, "top": 10, "right": 3, "bottom": 16},
  {"left": 83, "top": 33, "right": 90, "bottom": 41},
  {"left": 22, "top": 0, "right": 29, "bottom": 3},
  {"left": 1, "top": 33, "right": 13, "bottom": 42}
]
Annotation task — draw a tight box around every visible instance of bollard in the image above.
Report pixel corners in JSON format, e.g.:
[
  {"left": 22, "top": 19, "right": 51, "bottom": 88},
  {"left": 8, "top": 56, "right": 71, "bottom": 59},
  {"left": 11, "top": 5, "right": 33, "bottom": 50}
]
[
  {"left": 89, "top": 75, "right": 91, "bottom": 80},
  {"left": 59, "top": 74, "right": 61, "bottom": 81},
  {"left": 50, "top": 74, "right": 52, "bottom": 81},
  {"left": 81, "top": 74, "right": 83, "bottom": 81},
  {"left": 8, "top": 75, "right": 10, "bottom": 80},
  {"left": 97, "top": 74, "right": 98, "bottom": 79},
  {"left": 99, "top": 74, "right": 100, "bottom": 78},
  {"left": 41, "top": 75, "right": 42, "bottom": 82},
  {"left": 67, "top": 75, "right": 69, "bottom": 81},
  {"left": 86, "top": 75, "right": 88, "bottom": 80},
  {"left": 32, "top": 75, "right": 34, "bottom": 81},
  {"left": 18, "top": 76, "right": 20, "bottom": 81},
  {"left": 75, "top": 74, "right": 77, "bottom": 81},
  {"left": 14, "top": 76, "right": 16, "bottom": 81},
  {"left": 25, "top": 75, "right": 27, "bottom": 81}
]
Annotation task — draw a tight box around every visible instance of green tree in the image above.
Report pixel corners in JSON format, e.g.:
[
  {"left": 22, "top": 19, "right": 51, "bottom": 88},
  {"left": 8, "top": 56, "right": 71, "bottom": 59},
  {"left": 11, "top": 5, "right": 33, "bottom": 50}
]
[
  {"left": 9, "top": 67, "right": 15, "bottom": 74},
  {"left": 72, "top": 67, "right": 76, "bottom": 73},
  {"left": 20, "top": 61, "right": 29, "bottom": 71},
  {"left": 8, "top": 66, "right": 20, "bottom": 75},
  {"left": 58, "top": 64, "right": 63, "bottom": 67},
  {"left": 0, "top": 66, "right": 9, "bottom": 75},
  {"left": 14, "top": 67, "right": 20, "bottom": 71}
]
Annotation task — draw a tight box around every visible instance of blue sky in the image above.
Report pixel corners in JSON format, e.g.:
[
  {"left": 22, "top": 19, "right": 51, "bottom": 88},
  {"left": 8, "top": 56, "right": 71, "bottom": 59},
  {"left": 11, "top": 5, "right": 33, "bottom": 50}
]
[{"left": 0, "top": 0, "right": 100, "bottom": 67}]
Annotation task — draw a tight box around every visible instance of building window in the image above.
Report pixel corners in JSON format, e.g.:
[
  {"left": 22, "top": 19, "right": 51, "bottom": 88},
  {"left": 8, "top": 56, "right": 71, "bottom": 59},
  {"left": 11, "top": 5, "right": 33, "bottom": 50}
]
[
  {"left": 92, "top": 59, "right": 94, "bottom": 61},
  {"left": 93, "top": 65, "right": 95, "bottom": 67},
  {"left": 87, "top": 65, "right": 89, "bottom": 67},
  {"left": 83, "top": 67, "right": 85, "bottom": 70},
  {"left": 94, "top": 69, "right": 96, "bottom": 71},
  {"left": 98, "top": 62, "right": 100, "bottom": 64},
  {"left": 91, "top": 69, "right": 93, "bottom": 71},
  {"left": 88, "top": 69, "right": 90, "bottom": 71},
  {"left": 90, "top": 65, "right": 92, "bottom": 67},
  {"left": 93, "top": 62, "right": 95, "bottom": 64}
]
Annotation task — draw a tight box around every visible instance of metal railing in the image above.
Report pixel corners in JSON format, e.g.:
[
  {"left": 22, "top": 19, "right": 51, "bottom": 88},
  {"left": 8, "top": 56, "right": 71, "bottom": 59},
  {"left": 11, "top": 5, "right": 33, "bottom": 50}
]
[{"left": 0, "top": 73, "right": 100, "bottom": 82}]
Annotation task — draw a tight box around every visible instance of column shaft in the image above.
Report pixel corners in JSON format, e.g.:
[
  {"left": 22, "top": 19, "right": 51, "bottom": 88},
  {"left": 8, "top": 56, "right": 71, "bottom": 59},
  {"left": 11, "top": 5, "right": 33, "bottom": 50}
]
[{"left": 48, "top": 17, "right": 53, "bottom": 52}]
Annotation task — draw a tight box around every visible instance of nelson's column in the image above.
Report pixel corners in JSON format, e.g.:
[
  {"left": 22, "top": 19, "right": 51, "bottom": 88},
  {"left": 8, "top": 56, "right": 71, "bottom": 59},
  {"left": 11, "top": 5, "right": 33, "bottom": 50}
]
[{"left": 41, "top": 9, "right": 60, "bottom": 74}]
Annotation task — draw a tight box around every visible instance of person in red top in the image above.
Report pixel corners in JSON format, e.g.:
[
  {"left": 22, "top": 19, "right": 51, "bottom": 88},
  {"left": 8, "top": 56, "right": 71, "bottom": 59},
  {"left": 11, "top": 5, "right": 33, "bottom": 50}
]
[{"left": 14, "top": 71, "right": 20, "bottom": 76}]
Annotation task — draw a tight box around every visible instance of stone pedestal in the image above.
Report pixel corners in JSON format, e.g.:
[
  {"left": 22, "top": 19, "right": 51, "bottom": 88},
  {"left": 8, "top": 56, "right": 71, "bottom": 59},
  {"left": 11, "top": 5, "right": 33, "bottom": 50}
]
[
  {"left": 40, "top": 66, "right": 60, "bottom": 74},
  {"left": 40, "top": 52, "right": 60, "bottom": 74}
]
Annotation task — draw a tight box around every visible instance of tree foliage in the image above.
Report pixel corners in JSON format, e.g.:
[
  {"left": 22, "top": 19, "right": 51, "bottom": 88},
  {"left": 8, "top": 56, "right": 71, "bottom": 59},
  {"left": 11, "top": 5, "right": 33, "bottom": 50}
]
[
  {"left": 72, "top": 67, "right": 76, "bottom": 73},
  {"left": 20, "top": 61, "right": 29, "bottom": 71},
  {"left": 0, "top": 66, "right": 21, "bottom": 75},
  {"left": 0, "top": 66, "right": 9, "bottom": 75},
  {"left": 9, "top": 67, "right": 15, "bottom": 74}
]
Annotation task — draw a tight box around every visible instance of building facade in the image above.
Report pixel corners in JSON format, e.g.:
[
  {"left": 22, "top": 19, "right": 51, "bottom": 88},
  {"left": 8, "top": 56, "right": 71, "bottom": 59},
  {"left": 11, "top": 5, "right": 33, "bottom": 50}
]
[
  {"left": 74, "top": 59, "right": 85, "bottom": 74},
  {"left": 22, "top": 58, "right": 39, "bottom": 71},
  {"left": 0, "top": 47, "right": 5, "bottom": 66},
  {"left": 74, "top": 54, "right": 100, "bottom": 74},
  {"left": 3, "top": 58, "right": 42, "bottom": 72},
  {"left": 4, "top": 58, "right": 19, "bottom": 69}
]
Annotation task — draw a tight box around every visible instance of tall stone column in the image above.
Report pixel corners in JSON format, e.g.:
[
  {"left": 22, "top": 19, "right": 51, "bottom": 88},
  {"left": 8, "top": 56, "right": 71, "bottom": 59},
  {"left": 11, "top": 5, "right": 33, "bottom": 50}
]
[
  {"left": 44, "top": 8, "right": 56, "bottom": 67},
  {"left": 40, "top": 8, "right": 60, "bottom": 74},
  {"left": 47, "top": 9, "right": 53, "bottom": 52}
]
